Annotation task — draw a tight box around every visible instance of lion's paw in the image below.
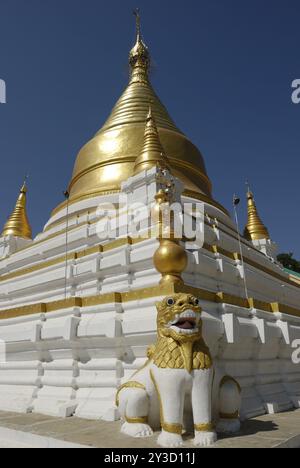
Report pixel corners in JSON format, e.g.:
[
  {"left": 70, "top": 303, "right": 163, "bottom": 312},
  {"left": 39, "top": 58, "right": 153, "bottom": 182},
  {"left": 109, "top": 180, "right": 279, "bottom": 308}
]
[
  {"left": 216, "top": 418, "right": 241, "bottom": 434},
  {"left": 121, "top": 422, "right": 153, "bottom": 438},
  {"left": 157, "top": 431, "right": 184, "bottom": 448},
  {"left": 194, "top": 431, "right": 217, "bottom": 448}
]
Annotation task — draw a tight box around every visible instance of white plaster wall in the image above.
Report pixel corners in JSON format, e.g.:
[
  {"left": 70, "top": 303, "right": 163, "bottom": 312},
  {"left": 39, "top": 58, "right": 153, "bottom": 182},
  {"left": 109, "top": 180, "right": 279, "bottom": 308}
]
[
  {"left": 0, "top": 176, "right": 299, "bottom": 421},
  {"left": 0, "top": 295, "right": 298, "bottom": 421}
]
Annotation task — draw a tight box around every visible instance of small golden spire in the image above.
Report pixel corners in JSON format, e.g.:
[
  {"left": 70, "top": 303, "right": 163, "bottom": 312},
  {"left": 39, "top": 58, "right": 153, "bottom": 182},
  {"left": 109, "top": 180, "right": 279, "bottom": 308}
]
[
  {"left": 134, "top": 106, "right": 171, "bottom": 175},
  {"left": 244, "top": 185, "right": 270, "bottom": 241},
  {"left": 129, "top": 9, "right": 150, "bottom": 83},
  {"left": 1, "top": 180, "right": 32, "bottom": 240}
]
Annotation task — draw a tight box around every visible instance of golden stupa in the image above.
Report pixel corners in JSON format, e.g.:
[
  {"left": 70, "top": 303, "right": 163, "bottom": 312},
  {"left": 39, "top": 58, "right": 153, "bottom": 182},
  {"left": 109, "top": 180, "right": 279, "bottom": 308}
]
[
  {"left": 133, "top": 106, "right": 171, "bottom": 174},
  {"left": 1, "top": 182, "right": 32, "bottom": 240},
  {"left": 67, "top": 12, "right": 213, "bottom": 204},
  {"left": 244, "top": 189, "right": 270, "bottom": 241}
]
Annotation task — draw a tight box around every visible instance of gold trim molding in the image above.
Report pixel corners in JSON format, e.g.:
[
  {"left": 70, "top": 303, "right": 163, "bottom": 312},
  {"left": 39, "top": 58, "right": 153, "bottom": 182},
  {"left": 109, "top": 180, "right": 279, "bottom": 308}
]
[
  {"left": 0, "top": 237, "right": 137, "bottom": 283},
  {"left": 1, "top": 234, "right": 298, "bottom": 296},
  {"left": 8, "top": 194, "right": 282, "bottom": 280},
  {"left": 0, "top": 283, "right": 299, "bottom": 322}
]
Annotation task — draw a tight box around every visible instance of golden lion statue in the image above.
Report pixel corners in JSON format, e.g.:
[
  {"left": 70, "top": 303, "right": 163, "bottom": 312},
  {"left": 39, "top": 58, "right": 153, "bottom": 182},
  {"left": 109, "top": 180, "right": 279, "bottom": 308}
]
[{"left": 116, "top": 293, "right": 241, "bottom": 448}]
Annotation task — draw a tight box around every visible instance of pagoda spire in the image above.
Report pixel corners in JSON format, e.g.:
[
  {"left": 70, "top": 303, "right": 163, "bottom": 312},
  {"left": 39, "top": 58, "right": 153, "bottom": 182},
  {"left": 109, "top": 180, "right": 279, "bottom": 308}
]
[
  {"left": 134, "top": 106, "right": 171, "bottom": 175},
  {"left": 66, "top": 10, "right": 213, "bottom": 204},
  {"left": 244, "top": 185, "right": 270, "bottom": 241},
  {"left": 129, "top": 9, "right": 150, "bottom": 83},
  {"left": 1, "top": 180, "right": 32, "bottom": 240}
]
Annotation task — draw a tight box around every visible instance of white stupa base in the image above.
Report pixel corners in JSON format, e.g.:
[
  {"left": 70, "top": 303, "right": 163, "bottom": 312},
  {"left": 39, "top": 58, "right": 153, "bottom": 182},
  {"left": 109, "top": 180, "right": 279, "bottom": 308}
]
[
  {"left": 0, "top": 386, "right": 35, "bottom": 414},
  {"left": 0, "top": 168, "right": 299, "bottom": 424}
]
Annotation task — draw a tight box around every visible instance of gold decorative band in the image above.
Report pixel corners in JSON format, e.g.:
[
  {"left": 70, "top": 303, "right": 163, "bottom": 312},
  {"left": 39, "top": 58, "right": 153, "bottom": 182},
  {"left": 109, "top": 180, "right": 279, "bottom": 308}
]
[
  {"left": 194, "top": 423, "right": 215, "bottom": 432},
  {"left": 1, "top": 283, "right": 300, "bottom": 321},
  {"left": 219, "top": 411, "right": 239, "bottom": 420},
  {"left": 125, "top": 416, "right": 148, "bottom": 424},
  {"left": 162, "top": 423, "right": 183, "bottom": 435},
  {"left": 115, "top": 381, "right": 146, "bottom": 407}
]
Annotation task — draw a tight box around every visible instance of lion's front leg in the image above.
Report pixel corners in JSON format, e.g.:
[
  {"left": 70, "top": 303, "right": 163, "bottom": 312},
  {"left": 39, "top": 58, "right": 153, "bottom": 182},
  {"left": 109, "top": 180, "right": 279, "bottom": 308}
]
[
  {"left": 151, "top": 367, "right": 186, "bottom": 448},
  {"left": 119, "top": 388, "right": 153, "bottom": 438},
  {"left": 192, "top": 369, "right": 217, "bottom": 447}
]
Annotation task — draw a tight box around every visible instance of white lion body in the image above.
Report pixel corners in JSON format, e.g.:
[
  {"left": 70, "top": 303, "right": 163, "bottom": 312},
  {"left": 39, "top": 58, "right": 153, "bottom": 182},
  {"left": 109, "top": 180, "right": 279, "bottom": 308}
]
[
  {"left": 118, "top": 361, "right": 220, "bottom": 447},
  {"left": 117, "top": 294, "right": 241, "bottom": 447}
]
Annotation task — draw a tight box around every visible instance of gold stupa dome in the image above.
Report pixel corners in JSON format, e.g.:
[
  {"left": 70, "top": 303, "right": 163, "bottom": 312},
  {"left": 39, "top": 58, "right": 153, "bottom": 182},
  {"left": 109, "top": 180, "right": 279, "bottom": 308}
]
[
  {"left": 244, "top": 188, "right": 270, "bottom": 241},
  {"left": 67, "top": 12, "right": 213, "bottom": 204}
]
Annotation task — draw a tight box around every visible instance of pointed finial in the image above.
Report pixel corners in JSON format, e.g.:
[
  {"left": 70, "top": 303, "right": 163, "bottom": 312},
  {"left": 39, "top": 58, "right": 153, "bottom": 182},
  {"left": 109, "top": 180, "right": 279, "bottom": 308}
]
[
  {"left": 246, "top": 179, "right": 251, "bottom": 194},
  {"left": 133, "top": 8, "right": 141, "bottom": 40},
  {"left": 246, "top": 180, "right": 255, "bottom": 202},
  {"left": 1, "top": 180, "right": 32, "bottom": 240},
  {"left": 21, "top": 174, "right": 29, "bottom": 193},
  {"left": 244, "top": 186, "right": 270, "bottom": 241},
  {"left": 133, "top": 107, "right": 171, "bottom": 175},
  {"left": 129, "top": 9, "right": 150, "bottom": 83}
]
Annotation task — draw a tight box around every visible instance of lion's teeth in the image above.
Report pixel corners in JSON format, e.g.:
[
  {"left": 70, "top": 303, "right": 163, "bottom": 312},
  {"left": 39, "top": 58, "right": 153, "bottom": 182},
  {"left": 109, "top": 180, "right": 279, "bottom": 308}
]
[
  {"left": 180, "top": 310, "right": 197, "bottom": 319},
  {"left": 170, "top": 326, "right": 199, "bottom": 335}
]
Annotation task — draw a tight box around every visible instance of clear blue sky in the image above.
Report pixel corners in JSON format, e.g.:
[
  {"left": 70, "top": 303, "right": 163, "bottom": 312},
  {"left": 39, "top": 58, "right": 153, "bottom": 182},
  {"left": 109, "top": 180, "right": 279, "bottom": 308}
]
[{"left": 0, "top": 0, "right": 299, "bottom": 256}]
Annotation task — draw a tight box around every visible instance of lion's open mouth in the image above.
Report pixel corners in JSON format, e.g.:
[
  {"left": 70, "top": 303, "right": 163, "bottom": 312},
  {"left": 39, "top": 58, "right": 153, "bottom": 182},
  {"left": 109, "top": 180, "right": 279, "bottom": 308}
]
[
  {"left": 174, "top": 318, "right": 196, "bottom": 330},
  {"left": 168, "top": 310, "right": 199, "bottom": 334}
]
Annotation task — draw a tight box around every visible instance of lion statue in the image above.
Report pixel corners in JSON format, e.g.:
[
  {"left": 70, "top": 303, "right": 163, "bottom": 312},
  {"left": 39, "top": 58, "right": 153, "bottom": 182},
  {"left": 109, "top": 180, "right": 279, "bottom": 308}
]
[{"left": 116, "top": 293, "right": 241, "bottom": 448}]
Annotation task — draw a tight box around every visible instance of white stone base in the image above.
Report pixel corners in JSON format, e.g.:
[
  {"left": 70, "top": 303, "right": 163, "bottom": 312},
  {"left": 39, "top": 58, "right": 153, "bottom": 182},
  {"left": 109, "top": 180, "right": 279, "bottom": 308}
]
[
  {"left": 75, "top": 389, "right": 119, "bottom": 421},
  {"left": 32, "top": 386, "right": 77, "bottom": 418},
  {"left": 0, "top": 386, "right": 35, "bottom": 414}
]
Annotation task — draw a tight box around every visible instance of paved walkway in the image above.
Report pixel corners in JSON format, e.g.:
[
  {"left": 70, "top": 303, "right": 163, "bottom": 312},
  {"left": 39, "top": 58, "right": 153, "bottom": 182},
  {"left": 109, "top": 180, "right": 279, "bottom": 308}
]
[{"left": 0, "top": 410, "right": 299, "bottom": 448}]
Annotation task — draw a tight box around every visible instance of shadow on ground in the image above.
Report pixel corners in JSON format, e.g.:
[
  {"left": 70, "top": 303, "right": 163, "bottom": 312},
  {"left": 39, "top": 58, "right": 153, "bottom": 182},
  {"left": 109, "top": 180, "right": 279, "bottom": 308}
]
[{"left": 217, "top": 419, "right": 279, "bottom": 441}]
